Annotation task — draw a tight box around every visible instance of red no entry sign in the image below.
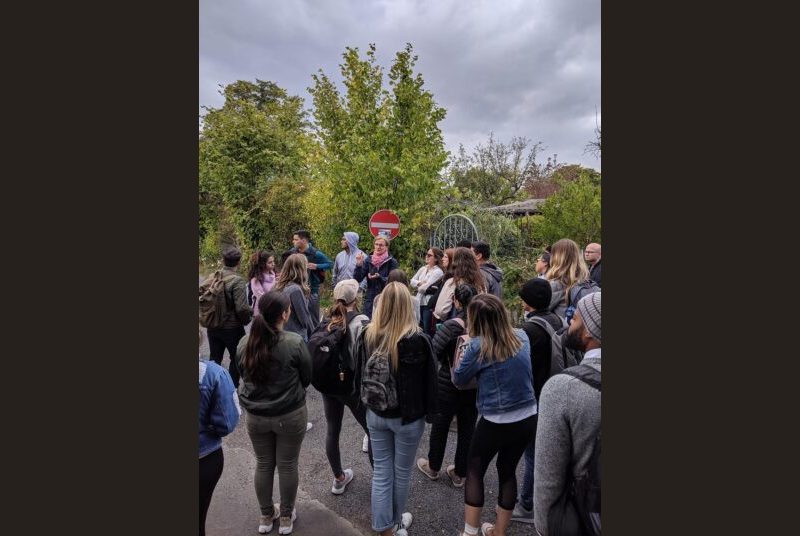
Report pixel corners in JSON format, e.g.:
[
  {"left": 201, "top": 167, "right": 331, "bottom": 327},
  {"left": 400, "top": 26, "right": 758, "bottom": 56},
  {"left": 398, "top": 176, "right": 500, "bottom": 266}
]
[{"left": 369, "top": 209, "right": 401, "bottom": 240}]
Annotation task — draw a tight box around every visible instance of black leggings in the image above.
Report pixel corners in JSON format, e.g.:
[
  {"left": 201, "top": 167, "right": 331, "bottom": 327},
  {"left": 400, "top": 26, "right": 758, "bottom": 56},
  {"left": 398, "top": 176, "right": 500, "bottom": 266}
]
[
  {"left": 464, "top": 414, "right": 537, "bottom": 510},
  {"left": 322, "top": 393, "right": 373, "bottom": 477},
  {"left": 427, "top": 388, "right": 477, "bottom": 476},
  {"left": 199, "top": 447, "right": 224, "bottom": 536}
]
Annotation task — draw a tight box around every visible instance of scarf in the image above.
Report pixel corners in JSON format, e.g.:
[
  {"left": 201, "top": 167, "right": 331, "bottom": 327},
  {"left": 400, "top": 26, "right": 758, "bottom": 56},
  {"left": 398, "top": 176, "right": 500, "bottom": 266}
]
[{"left": 371, "top": 250, "right": 390, "bottom": 268}]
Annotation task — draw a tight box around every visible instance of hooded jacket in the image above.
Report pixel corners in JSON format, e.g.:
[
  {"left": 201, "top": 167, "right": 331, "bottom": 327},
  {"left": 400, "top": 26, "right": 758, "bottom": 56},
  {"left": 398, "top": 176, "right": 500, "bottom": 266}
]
[
  {"left": 333, "top": 232, "right": 364, "bottom": 286},
  {"left": 480, "top": 262, "right": 504, "bottom": 298}
]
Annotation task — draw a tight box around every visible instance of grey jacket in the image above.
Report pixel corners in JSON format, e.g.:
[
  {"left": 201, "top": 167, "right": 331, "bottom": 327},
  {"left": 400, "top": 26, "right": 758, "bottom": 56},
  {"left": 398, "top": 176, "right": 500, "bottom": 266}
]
[
  {"left": 277, "top": 283, "right": 317, "bottom": 342},
  {"left": 533, "top": 354, "right": 601, "bottom": 535},
  {"left": 480, "top": 263, "right": 503, "bottom": 298}
]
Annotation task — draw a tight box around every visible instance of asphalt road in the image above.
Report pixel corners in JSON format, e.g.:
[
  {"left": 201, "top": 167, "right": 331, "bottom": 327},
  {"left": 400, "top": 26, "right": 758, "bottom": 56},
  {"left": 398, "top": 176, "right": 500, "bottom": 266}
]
[{"left": 201, "top": 326, "right": 536, "bottom": 536}]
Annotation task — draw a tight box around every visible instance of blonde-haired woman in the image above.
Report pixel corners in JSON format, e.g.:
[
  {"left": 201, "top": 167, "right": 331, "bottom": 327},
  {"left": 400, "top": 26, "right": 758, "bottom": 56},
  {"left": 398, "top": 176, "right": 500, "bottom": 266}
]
[
  {"left": 273, "top": 253, "right": 317, "bottom": 342},
  {"left": 545, "top": 238, "right": 590, "bottom": 319},
  {"left": 452, "top": 294, "right": 536, "bottom": 536},
  {"left": 354, "top": 282, "right": 437, "bottom": 536}
]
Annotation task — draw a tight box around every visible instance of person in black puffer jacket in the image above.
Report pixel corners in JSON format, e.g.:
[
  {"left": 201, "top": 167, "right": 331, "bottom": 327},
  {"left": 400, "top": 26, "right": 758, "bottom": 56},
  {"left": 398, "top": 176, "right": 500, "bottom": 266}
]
[{"left": 416, "top": 283, "right": 479, "bottom": 488}]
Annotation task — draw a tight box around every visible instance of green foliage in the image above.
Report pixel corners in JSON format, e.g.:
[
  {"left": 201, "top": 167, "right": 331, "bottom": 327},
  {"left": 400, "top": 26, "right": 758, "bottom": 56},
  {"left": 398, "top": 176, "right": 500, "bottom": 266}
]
[
  {"left": 530, "top": 168, "right": 601, "bottom": 247},
  {"left": 447, "top": 133, "right": 556, "bottom": 207},
  {"left": 199, "top": 80, "right": 316, "bottom": 259},
  {"left": 308, "top": 43, "right": 451, "bottom": 267},
  {"left": 471, "top": 212, "right": 522, "bottom": 258}
]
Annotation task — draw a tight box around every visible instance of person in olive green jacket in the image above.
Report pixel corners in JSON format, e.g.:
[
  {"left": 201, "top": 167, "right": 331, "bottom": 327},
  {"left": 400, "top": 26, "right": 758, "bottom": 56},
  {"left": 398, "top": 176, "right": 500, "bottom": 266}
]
[
  {"left": 206, "top": 246, "right": 253, "bottom": 388},
  {"left": 237, "top": 290, "right": 311, "bottom": 535}
]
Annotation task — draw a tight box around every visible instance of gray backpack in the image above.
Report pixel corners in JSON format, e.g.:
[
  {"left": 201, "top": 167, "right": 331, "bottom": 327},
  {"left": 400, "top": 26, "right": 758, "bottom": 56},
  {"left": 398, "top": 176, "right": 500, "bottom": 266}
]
[
  {"left": 525, "top": 315, "right": 580, "bottom": 379},
  {"left": 360, "top": 347, "right": 399, "bottom": 412}
]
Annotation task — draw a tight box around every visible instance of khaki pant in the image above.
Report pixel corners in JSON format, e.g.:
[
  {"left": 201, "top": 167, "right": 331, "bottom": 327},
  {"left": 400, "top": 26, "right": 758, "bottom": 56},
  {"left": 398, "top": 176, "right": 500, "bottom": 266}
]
[{"left": 246, "top": 404, "right": 308, "bottom": 517}]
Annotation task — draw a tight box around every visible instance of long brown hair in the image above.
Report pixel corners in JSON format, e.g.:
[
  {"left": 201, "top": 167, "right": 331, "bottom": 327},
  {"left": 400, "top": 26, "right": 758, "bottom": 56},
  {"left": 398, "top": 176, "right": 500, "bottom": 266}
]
[
  {"left": 273, "top": 253, "right": 310, "bottom": 296},
  {"left": 466, "top": 294, "right": 522, "bottom": 364},
  {"left": 545, "top": 239, "right": 589, "bottom": 303},
  {"left": 241, "top": 291, "right": 291, "bottom": 384},
  {"left": 248, "top": 250, "right": 275, "bottom": 282},
  {"left": 451, "top": 246, "right": 487, "bottom": 292},
  {"left": 364, "top": 282, "right": 420, "bottom": 371}
]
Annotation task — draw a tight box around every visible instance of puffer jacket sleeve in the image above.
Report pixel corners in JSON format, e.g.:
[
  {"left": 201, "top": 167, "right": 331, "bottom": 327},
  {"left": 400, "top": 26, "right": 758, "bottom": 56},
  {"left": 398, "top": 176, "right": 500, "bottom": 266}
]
[
  {"left": 421, "top": 334, "right": 439, "bottom": 416},
  {"left": 432, "top": 318, "right": 464, "bottom": 368}
]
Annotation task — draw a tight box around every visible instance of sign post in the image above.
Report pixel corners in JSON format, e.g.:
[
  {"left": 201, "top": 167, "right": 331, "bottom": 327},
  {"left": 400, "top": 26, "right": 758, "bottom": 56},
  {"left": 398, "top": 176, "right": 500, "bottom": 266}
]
[{"left": 368, "top": 209, "right": 401, "bottom": 240}]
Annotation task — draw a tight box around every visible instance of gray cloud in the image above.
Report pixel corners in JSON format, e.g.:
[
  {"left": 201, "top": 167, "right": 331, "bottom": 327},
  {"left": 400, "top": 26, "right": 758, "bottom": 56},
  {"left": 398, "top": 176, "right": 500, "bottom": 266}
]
[{"left": 200, "top": 0, "right": 600, "bottom": 169}]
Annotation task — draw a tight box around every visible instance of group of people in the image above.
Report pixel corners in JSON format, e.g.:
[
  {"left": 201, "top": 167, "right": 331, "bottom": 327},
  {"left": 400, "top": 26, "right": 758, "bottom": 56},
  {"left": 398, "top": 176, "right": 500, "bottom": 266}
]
[{"left": 199, "top": 229, "right": 602, "bottom": 536}]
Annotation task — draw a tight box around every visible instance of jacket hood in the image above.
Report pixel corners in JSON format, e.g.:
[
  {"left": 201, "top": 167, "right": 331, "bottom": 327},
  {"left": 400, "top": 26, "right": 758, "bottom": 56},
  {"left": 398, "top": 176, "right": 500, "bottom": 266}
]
[
  {"left": 344, "top": 231, "right": 360, "bottom": 253},
  {"left": 481, "top": 263, "right": 503, "bottom": 283}
]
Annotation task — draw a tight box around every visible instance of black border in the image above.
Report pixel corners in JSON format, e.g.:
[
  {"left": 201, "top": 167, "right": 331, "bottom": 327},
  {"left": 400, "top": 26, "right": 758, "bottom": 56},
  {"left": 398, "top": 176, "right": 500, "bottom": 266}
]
[{"left": 4, "top": 3, "right": 199, "bottom": 535}]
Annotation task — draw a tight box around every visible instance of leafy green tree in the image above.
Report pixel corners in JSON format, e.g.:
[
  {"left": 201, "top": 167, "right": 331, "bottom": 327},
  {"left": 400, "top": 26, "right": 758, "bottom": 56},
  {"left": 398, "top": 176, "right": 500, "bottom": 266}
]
[
  {"left": 531, "top": 167, "right": 601, "bottom": 246},
  {"left": 448, "top": 133, "right": 556, "bottom": 207},
  {"left": 199, "top": 80, "right": 316, "bottom": 260},
  {"left": 307, "top": 43, "right": 450, "bottom": 267}
]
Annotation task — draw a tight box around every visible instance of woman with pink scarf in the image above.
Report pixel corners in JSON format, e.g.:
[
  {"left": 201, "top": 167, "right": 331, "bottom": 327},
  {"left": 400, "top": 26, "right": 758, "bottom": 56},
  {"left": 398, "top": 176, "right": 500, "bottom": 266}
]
[
  {"left": 247, "top": 250, "right": 277, "bottom": 315},
  {"left": 352, "top": 237, "right": 399, "bottom": 318}
]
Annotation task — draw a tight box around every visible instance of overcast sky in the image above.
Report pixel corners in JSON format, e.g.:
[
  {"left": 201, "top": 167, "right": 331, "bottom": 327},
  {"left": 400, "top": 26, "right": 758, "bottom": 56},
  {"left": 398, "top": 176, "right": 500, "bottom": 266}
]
[{"left": 200, "top": 0, "right": 600, "bottom": 170}]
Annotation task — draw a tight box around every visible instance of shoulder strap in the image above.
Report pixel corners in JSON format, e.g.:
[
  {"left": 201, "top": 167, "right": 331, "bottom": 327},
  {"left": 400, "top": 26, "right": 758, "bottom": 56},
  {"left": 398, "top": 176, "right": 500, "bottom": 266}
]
[
  {"left": 526, "top": 315, "right": 557, "bottom": 337},
  {"left": 560, "top": 364, "right": 601, "bottom": 391}
]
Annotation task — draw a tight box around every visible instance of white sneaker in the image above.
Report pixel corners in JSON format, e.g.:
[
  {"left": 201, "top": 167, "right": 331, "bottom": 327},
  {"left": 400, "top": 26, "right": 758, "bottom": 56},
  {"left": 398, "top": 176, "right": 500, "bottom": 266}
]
[
  {"left": 400, "top": 512, "right": 413, "bottom": 530},
  {"left": 278, "top": 508, "right": 297, "bottom": 534},
  {"left": 331, "top": 468, "right": 354, "bottom": 495},
  {"left": 306, "top": 422, "right": 313, "bottom": 432},
  {"left": 362, "top": 434, "right": 369, "bottom": 452},
  {"left": 258, "top": 503, "right": 280, "bottom": 534}
]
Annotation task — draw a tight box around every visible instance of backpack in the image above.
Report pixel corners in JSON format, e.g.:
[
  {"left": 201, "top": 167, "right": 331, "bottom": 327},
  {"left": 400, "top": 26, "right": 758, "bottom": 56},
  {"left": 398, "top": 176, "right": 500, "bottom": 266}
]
[
  {"left": 450, "top": 318, "right": 477, "bottom": 390},
  {"left": 246, "top": 280, "right": 255, "bottom": 308},
  {"left": 564, "top": 281, "right": 601, "bottom": 325},
  {"left": 360, "top": 347, "right": 399, "bottom": 412},
  {"left": 199, "top": 271, "right": 232, "bottom": 329},
  {"left": 549, "top": 364, "right": 601, "bottom": 536},
  {"left": 308, "top": 312, "right": 367, "bottom": 396},
  {"left": 525, "top": 315, "right": 581, "bottom": 379}
]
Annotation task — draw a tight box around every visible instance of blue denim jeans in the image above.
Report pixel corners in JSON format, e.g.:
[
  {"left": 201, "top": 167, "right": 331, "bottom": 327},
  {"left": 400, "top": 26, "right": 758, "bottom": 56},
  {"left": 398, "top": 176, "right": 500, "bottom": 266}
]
[
  {"left": 366, "top": 410, "right": 426, "bottom": 532},
  {"left": 518, "top": 431, "right": 536, "bottom": 510}
]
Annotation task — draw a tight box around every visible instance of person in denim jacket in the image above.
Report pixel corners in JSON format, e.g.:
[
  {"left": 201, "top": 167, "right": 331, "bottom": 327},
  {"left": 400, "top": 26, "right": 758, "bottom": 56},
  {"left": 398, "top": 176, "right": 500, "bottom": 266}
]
[
  {"left": 199, "top": 327, "right": 241, "bottom": 536},
  {"left": 452, "top": 294, "right": 537, "bottom": 536}
]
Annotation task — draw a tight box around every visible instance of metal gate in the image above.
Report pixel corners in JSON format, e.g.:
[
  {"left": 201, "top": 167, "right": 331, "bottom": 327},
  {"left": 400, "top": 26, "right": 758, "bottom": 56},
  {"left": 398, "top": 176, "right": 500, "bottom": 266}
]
[{"left": 430, "top": 214, "right": 479, "bottom": 250}]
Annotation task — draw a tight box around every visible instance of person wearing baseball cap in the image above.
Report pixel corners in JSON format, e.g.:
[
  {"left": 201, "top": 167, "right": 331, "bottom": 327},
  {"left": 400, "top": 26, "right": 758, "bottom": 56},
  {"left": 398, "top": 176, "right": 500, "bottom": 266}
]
[
  {"left": 534, "top": 292, "right": 601, "bottom": 535},
  {"left": 319, "top": 279, "right": 373, "bottom": 496}
]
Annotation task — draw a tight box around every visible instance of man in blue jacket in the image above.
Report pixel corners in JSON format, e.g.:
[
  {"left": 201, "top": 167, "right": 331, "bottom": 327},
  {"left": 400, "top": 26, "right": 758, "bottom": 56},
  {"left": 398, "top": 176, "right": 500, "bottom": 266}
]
[{"left": 285, "top": 229, "right": 332, "bottom": 320}]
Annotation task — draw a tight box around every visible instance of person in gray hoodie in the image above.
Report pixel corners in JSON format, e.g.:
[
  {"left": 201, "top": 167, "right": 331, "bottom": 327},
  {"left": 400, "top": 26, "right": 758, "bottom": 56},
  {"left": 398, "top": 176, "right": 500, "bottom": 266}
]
[
  {"left": 471, "top": 241, "right": 503, "bottom": 298},
  {"left": 332, "top": 231, "right": 364, "bottom": 286},
  {"left": 533, "top": 292, "right": 601, "bottom": 536}
]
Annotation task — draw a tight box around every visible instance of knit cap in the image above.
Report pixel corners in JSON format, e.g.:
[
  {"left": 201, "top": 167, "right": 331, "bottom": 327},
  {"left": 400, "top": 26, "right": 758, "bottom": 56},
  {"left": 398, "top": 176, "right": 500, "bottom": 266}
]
[
  {"left": 333, "top": 279, "right": 359, "bottom": 304},
  {"left": 519, "top": 278, "right": 552, "bottom": 311},
  {"left": 576, "top": 292, "right": 601, "bottom": 342}
]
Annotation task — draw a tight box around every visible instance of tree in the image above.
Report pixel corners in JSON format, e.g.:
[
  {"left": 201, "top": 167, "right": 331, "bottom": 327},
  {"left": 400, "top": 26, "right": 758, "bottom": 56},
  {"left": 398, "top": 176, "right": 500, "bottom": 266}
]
[
  {"left": 447, "top": 133, "right": 556, "bottom": 207},
  {"left": 531, "top": 167, "right": 601, "bottom": 246},
  {"left": 308, "top": 43, "right": 450, "bottom": 266},
  {"left": 199, "top": 80, "right": 316, "bottom": 259}
]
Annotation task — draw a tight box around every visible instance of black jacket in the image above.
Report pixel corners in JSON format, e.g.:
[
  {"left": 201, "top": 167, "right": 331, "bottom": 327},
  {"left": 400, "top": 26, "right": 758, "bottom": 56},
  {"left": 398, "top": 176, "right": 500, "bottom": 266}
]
[
  {"left": 353, "top": 255, "right": 400, "bottom": 318},
  {"left": 589, "top": 260, "right": 602, "bottom": 287},
  {"left": 431, "top": 313, "right": 477, "bottom": 414},
  {"left": 354, "top": 330, "right": 438, "bottom": 424},
  {"left": 520, "top": 311, "right": 564, "bottom": 400}
]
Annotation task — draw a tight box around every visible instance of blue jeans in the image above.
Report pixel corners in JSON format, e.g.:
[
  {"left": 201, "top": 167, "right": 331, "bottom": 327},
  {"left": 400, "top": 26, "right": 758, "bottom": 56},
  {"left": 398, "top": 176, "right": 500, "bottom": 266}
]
[
  {"left": 518, "top": 429, "right": 537, "bottom": 510},
  {"left": 366, "top": 410, "right": 426, "bottom": 532}
]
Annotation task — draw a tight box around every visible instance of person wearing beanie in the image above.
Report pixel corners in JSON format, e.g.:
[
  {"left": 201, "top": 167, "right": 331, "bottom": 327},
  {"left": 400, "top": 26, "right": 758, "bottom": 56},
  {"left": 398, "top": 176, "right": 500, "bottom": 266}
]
[
  {"left": 317, "top": 279, "right": 373, "bottom": 497},
  {"left": 511, "top": 278, "right": 565, "bottom": 524},
  {"left": 533, "top": 292, "right": 601, "bottom": 535}
]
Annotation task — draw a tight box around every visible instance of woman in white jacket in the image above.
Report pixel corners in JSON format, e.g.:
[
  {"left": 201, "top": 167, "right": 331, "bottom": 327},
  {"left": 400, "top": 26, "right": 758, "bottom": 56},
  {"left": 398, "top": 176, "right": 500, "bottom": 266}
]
[{"left": 410, "top": 247, "right": 444, "bottom": 333}]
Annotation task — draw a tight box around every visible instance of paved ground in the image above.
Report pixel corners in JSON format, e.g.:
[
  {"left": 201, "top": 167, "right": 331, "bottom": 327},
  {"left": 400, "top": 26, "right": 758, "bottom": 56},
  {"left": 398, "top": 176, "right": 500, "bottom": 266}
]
[{"left": 201, "top": 326, "right": 536, "bottom": 535}]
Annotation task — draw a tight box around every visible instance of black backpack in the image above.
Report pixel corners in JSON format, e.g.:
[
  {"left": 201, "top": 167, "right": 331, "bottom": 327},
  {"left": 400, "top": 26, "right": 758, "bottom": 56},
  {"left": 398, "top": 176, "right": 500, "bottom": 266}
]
[
  {"left": 549, "top": 364, "right": 601, "bottom": 536},
  {"left": 308, "top": 312, "right": 365, "bottom": 396},
  {"left": 525, "top": 315, "right": 581, "bottom": 379}
]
